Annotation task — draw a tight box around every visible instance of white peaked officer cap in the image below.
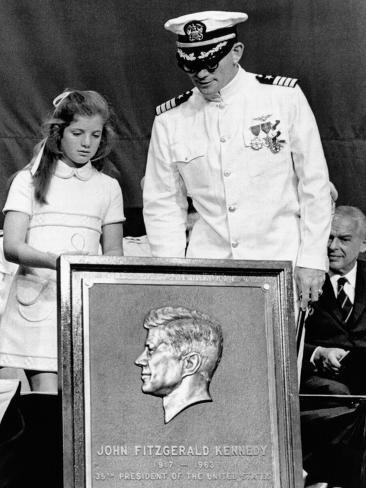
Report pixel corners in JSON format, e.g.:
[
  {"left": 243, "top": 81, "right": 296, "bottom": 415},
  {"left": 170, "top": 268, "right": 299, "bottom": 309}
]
[{"left": 164, "top": 11, "right": 248, "bottom": 69}]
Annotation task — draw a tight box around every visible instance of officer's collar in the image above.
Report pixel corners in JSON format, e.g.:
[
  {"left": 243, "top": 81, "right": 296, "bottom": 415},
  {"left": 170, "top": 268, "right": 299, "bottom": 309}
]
[
  {"left": 201, "top": 66, "right": 248, "bottom": 102},
  {"left": 54, "top": 159, "right": 95, "bottom": 181}
]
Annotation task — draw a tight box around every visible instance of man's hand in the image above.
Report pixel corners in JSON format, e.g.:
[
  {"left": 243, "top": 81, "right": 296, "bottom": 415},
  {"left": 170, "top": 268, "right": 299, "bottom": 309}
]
[
  {"left": 313, "top": 347, "right": 348, "bottom": 375},
  {"left": 295, "top": 266, "right": 325, "bottom": 310}
]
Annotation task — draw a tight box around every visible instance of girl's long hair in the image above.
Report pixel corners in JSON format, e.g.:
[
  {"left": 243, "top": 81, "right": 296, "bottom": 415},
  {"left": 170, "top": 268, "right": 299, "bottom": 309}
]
[{"left": 32, "top": 90, "right": 116, "bottom": 203}]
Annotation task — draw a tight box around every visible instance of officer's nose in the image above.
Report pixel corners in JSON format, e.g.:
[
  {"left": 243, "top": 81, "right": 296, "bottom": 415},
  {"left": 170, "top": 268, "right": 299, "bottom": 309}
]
[{"left": 195, "top": 69, "right": 210, "bottom": 79}]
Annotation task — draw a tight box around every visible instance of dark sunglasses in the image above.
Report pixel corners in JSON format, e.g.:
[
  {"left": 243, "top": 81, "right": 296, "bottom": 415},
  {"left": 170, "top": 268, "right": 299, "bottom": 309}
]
[{"left": 178, "top": 60, "right": 219, "bottom": 75}]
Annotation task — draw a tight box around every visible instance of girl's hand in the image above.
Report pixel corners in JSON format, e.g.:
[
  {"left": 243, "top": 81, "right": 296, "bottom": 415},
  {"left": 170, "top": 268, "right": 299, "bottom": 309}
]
[{"left": 48, "top": 251, "right": 91, "bottom": 269}]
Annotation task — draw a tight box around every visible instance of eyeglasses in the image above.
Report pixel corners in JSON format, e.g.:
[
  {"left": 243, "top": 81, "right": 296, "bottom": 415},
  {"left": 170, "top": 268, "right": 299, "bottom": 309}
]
[{"left": 178, "top": 61, "right": 219, "bottom": 75}]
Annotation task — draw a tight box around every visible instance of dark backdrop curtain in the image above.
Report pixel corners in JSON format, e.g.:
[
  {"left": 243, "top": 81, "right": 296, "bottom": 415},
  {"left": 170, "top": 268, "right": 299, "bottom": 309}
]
[{"left": 0, "top": 0, "right": 365, "bottom": 234}]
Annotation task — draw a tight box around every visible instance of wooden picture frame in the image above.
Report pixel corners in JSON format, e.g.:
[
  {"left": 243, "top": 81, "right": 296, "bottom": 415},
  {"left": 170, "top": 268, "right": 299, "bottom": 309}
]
[{"left": 58, "top": 256, "right": 302, "bottom": 487}]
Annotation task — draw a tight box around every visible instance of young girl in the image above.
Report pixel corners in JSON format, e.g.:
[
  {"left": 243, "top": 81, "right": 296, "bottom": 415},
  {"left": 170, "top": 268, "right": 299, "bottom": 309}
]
[{"left": 0, "top": 90, "right": 124, "bottom": 392}]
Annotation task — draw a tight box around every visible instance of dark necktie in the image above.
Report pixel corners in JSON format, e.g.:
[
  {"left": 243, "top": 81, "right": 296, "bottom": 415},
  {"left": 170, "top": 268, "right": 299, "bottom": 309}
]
[{"left": 337, "top": 276, "right": 353, "bottom": 323}]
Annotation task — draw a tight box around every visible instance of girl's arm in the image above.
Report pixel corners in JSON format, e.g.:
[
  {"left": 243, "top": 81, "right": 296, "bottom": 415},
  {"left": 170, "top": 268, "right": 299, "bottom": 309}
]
[
  {"left": 101, "top": 222, "right": 124, "bottom": 256},
  {"left": 3, "top": 210, "right": 57, "bottom": 269}
]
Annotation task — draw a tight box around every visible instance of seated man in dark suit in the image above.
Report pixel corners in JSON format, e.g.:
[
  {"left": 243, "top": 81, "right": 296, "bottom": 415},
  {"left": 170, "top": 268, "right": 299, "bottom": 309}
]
[{"left": 301, "top": 205, "right": 366, "bottom": 395}]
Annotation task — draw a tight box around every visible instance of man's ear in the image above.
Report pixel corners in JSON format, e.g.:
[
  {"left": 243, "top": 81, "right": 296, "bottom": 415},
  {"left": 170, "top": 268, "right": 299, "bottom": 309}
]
[
  {"left": 360, "top": 237, "right": 366, "bottom": 254},
  {"left": 232, "top": 42, "right": 244, "bottom": 64},
  {"left": 182, "top": 352, "right": 202, "bottom": 377}
]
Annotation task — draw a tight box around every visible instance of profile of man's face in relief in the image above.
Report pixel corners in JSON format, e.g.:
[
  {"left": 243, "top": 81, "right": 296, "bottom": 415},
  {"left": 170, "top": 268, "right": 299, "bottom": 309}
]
[
  {"left": 135, "top": 306, "right": 223, "bottom": 423},
  {"left": 136, "top": 326, "right": 185, "bottom": 397}
]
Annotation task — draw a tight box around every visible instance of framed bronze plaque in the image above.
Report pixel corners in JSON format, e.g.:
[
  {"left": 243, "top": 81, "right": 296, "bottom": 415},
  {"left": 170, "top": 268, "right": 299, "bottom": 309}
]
[{"left": 58, "top": 256, "right": 302, "bottom": 488}]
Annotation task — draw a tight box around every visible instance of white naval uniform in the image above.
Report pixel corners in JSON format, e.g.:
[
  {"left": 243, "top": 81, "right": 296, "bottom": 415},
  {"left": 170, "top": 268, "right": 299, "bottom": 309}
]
[{"left": 143, "top": 67, "right": 331, "bottom": 270}]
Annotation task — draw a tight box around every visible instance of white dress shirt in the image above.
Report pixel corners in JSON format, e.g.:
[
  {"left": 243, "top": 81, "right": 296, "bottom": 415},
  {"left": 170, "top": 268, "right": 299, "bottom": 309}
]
[{"left": 329, "top": 263, "right": 357, "bottom": 304}]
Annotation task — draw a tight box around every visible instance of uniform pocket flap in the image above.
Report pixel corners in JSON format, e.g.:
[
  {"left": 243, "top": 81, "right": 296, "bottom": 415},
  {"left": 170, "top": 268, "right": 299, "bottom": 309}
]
[{"left": 172, "top": 140, "right": 207, "bottom": 164}]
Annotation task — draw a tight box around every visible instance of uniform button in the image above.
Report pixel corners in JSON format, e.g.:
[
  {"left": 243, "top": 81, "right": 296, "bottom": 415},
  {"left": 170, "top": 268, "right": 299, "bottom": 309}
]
[
  {"left": 220, "top": 136, "right": 226, "bottom": 143},
  {"left": 231, "top": 241, "right": 239, "bottom": 248},
  {"left": 224, "top": 170, "right": 231, "bottom": 177},
  {"left": 228, "top": 205, "right": 236, "bottom": 212}
]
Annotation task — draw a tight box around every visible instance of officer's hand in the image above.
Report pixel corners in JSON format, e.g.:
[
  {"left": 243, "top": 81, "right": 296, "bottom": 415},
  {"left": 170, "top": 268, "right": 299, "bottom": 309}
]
[
  {"left": 313, "top": 347, "right": 348, "bottom": 374},
  {"left": 295, "top": 266, "right": 325, "bottom": 310}
]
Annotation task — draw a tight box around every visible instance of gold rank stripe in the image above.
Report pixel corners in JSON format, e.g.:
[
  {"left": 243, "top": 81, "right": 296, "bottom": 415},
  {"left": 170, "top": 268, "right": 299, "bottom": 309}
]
[
  {"left": 156, "top": 90, "right": 193, "bottom": 116},
  {"left": 156, "top": 98, "right": 176, "bottom": 116},
  {"left": 273, "top": 76, "right": 298, "bottom": 87}
]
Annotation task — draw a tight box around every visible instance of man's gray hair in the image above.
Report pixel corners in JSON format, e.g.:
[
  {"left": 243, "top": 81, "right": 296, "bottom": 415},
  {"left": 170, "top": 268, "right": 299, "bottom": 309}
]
[
  {"left": 334, "top": 206, "right": 366, "bottom": 238},
  {"left": 143, "top": 306, "right": 223, "bottom": 381}
]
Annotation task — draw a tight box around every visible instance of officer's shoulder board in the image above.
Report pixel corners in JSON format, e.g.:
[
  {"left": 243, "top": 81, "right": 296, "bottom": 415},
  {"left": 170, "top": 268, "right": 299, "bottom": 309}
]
[
  {"left": 155, "top": 90, "right": 193, "bottom": 116},
  {"left": 256, "top": 73, "right": 298, "bottom": 88}
]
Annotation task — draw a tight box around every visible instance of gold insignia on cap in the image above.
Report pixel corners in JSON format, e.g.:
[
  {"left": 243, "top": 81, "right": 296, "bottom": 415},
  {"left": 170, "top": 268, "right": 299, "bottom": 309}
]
[
  {"left": 177, "top": 49, "right": 196, "bottom": 61},
  {"left": 184, "top": 21, "right": 206, "bottom": 42},
  {"left": 197, "top": 41, "right": 227, "bottom": 60}
]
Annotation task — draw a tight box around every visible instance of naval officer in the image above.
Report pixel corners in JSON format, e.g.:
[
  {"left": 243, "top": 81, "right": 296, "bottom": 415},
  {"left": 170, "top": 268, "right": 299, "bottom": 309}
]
[{"left": 143, "top": 11, "right": 332, "bottom": 309}]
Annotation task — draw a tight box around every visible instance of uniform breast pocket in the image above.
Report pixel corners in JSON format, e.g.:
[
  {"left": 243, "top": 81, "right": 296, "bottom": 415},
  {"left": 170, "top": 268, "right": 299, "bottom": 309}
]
[
  {"left": 16, "top": 275, "right": 55, "bottom": 323},
  {"left": 246, "top": 151, "right": 292, "bottom": 178},
  {"left": 243, "top": 121, "right": 291, "bottom": 177},
  {"left": 172, "top": 140, "right": 210, "bottom": 193}
]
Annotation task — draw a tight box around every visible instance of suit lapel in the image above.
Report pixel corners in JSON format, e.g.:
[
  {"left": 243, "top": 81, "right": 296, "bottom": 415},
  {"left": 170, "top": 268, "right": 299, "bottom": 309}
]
[
  {"left": 350, "top": 262, "right": 366, "bottom": 325},
  {"left": 320, "top": 274, "right": 344, "bottom": 324}
]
